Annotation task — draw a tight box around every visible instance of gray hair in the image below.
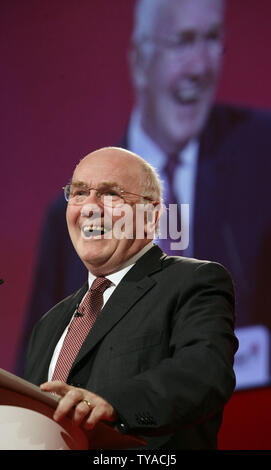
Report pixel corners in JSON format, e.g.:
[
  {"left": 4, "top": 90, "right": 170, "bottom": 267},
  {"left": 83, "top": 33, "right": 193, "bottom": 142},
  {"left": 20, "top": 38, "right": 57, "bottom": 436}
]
[
  {"left": 131, "top": 0, "right": 166, "bottom": 60},
  {"left": 132, "top": 0, "right": 164, "bottom": 43},
  {"left": 132, "top": 0, "right": 226, "bottom": 58},
  {"left": 126, "top": 149, "right": 163, "bottom": 233},
  {"left": 138, "top": 156, "right": 163, "bottom": 204}
]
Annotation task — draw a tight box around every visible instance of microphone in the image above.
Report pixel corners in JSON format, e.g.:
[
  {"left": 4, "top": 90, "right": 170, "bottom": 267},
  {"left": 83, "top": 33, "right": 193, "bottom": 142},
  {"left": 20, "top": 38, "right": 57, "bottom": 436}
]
[{"left": 74, "top": 302, "right": 84, "bottom": 317}]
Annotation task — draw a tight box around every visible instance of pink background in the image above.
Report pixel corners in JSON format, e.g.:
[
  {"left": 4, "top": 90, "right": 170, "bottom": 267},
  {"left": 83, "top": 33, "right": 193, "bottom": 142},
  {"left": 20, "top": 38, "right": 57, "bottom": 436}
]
[{"left": 1, "top": 0, "right": 271, "bottom": 373}]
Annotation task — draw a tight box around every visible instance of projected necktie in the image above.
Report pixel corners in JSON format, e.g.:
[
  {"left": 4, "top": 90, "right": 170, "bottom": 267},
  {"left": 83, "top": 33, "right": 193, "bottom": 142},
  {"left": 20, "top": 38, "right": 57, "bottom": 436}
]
[
  {"left": 52, "top": 276, "right": 112, "bottom": 383},
  {"left": 158, "top": 153, "right": 183, "bottom": 256}
]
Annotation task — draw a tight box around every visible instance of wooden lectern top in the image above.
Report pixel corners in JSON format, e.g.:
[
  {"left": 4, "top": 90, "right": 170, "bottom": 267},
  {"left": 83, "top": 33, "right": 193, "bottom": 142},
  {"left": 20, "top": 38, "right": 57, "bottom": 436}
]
[{"left": 0, "top": 368, "right": 146, "bottom": 450}]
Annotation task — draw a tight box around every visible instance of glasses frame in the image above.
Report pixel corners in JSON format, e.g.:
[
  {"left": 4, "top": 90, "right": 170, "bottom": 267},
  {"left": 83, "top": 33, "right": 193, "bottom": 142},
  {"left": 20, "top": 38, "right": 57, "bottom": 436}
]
[
  {"left": 139, "top": 30, "right": 225, "bottom": 58},
  {"left": 62, "top": 183, "right": 155, "bottom": 205}
]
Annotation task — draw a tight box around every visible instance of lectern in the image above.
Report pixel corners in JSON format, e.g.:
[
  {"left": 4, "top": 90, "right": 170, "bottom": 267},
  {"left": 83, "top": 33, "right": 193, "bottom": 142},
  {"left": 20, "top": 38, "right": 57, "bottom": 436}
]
[{"left": 0, "top": 368, "right": 145, "bottom": 450}]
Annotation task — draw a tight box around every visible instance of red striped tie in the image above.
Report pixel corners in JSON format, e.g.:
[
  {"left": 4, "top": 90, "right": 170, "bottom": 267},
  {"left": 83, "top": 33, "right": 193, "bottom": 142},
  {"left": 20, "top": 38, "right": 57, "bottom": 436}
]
[{"left": 52, "top": 276, "right": 112, "bottom": 383}]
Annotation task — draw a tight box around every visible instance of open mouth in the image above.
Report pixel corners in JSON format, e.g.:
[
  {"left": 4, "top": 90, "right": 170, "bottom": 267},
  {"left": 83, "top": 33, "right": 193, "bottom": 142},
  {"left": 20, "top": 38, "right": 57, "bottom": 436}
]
[
  {"left": 81, "top": 224, "right": 111, "bottom": 239},
  {"left": 173, "top": 86, "right": 201, "bottom": 105}
]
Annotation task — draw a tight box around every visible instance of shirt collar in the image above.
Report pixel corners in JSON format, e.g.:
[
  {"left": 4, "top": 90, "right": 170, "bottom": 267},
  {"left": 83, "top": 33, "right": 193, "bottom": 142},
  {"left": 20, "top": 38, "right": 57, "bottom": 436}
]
[
  {"left": 128, "top": 109, "right": 166, "bottom": 170},
  {"left": 88, "top": 242, "right": 154, "bottom": 289},
  {"left": 127, "top": 108, "right": 199, "bottom": 168}
]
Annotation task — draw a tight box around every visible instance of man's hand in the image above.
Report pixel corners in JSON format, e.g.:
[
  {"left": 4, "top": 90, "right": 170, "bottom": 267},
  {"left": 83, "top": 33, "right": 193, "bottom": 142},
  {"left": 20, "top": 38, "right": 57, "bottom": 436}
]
[{"left": 40, "top": 381, "right": 117, "bottom": 430}]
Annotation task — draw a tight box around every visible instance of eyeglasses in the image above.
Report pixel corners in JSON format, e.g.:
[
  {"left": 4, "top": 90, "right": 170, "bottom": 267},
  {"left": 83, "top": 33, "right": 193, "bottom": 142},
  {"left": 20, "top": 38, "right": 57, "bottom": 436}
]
[
  {"left": 140, "top": 28, "right": 224, "bottom": 60},
  {"left": 63, "top": 183, "right": 154, "bottom": 206}
]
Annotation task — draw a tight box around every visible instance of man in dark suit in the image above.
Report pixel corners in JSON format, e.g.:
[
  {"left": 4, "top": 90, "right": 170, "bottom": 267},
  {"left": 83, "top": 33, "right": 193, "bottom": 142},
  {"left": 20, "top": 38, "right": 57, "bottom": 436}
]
[
  {"left": 24, "top": 147, "right": 237, "bottom": 449},
  {"left": 17, "top": 0, "right": 271, "bottom": 377}
]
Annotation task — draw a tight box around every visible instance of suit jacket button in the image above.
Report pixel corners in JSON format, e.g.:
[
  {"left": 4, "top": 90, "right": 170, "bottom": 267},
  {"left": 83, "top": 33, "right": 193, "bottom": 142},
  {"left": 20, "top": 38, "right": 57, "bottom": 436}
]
[
  {"left": 70, "top": 382, "right": 82, "bottom": 388},
  {"left": 117, "top": 422, "right": 128, "bottom": 434}
]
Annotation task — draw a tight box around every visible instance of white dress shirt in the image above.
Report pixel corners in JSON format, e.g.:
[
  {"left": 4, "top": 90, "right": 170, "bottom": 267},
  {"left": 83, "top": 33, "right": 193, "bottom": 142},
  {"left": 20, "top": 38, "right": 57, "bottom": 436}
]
[{"left": 48, "top": 242, "right": 154, "bottom": 380}]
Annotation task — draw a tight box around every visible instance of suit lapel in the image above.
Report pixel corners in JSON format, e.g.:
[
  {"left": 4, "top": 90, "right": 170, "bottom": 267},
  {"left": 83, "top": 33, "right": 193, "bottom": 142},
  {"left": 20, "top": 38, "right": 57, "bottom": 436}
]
[
  {"left": 37, "top": 282, "right": 88, "bottom": 383},
  {"left": 193, "top": 107, "right": 226, "bottom": 259},
  {"left": 69, "top": 246, "right": 165, "bottom": 374},
  {"left": 53, "top": 282, "right": 89, "bottom": 342}
]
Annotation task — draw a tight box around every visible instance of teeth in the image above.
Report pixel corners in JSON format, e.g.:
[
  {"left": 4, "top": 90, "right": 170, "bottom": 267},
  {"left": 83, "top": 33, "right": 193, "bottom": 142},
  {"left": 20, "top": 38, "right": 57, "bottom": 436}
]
[
  {"left": 174, "top": 87, "right": 200, "bottom": 103},
  {"left": 81, "top": 224, "right": 112, "bottom": 239},
  {"left": 82, "top": 225, "right": 107, "bottom": 233}
]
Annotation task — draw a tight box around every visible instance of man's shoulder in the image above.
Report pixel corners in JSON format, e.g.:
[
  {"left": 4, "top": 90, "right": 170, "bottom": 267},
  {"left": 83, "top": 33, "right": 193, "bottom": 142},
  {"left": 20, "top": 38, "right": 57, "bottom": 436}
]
[
  {"left": 138, "top": 244, "right": 231, "bottom": 276},
  {"left": 162, "top": 254, "right": 230, "bottom": 276},
  {"left": 159, "top": 255, "right": 235, "bottom": 299},
  {"left": 36, "top": 283, "right": 88, "bottom": 327},
  {"left": 47, "top": 191, "right": 67, "bottom": 216},
  {"left": 210, "top": 102, "right": 271, "bottom": 135},
  {"left": 201, "top": 103, "right": 271, "bottom": 166},
  {"left": 141, "top": 246, "right": 233, "bottom": 284}
]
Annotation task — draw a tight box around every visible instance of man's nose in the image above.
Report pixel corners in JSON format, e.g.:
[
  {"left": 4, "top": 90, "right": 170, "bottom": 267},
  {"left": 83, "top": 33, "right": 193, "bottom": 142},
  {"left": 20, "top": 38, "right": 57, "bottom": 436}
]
[
  {"left": 182, "top": 41, "right": 212, "bottom": 75},
  {"left": 84, "top": 189, "right": 104, "bottom": 206},
  {"left": 87, "top": 188, "right": 101, "bottom": 202},
  {"left": 81, "top": 201, "right": 102, "bottom": 218}
]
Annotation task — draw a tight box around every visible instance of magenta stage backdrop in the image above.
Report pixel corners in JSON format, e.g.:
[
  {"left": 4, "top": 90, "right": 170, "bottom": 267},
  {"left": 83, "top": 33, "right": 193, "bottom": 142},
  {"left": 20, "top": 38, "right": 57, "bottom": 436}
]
[{"left": 1, "top": 0, "right": 271, "bottom": 373}]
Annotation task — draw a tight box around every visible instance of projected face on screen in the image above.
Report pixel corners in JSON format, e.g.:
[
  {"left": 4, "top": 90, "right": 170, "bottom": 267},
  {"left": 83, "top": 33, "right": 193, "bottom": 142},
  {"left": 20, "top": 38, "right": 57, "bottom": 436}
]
[{"left": 131, "top": 0, "right": 225, "bottom": 153}]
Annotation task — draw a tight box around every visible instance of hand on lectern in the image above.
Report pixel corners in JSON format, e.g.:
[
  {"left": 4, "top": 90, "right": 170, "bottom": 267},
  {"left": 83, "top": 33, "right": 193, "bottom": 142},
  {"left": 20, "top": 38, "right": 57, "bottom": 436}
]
[{"left": 40, "top": 381, "right": 117, "bottom": 430}]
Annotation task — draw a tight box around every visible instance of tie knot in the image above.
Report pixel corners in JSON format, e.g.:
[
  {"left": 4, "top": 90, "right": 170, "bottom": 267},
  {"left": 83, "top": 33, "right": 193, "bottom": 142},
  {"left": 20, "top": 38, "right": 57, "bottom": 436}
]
[
  {"left": 91, "top": 276, "right": 112, "bottom": 294},
  {"left": 164, "top": 152, "right": 180, "bottom": 180}
]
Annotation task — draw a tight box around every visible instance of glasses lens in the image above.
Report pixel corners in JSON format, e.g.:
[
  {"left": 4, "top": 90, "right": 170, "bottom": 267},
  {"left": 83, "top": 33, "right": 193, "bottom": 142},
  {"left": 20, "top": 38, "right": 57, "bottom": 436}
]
[
  {"left": 63, "top": 184, "right": 126, "bottom": 206},
  {"left": 100, "top": 187, "right": 125, "bottom": 206},
  {"left": 64, "top": 184, "right": 70, "bottom": 202}
]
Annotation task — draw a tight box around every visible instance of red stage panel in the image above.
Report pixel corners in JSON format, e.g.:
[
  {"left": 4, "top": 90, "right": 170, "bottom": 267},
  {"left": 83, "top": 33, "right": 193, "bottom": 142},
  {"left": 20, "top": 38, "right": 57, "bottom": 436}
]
[{"left": 219, "top": 386, "right": 271, "bottom": 450}]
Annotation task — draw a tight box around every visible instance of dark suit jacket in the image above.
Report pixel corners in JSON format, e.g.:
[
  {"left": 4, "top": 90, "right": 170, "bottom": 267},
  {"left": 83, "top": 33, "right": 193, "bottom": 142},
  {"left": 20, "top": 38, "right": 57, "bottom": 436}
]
[
  {"left": 17, "top": 103, "right": 271, "bottom": 375},
  {"left": 24, "top": 245, "right": 238, "bottom": 450}
]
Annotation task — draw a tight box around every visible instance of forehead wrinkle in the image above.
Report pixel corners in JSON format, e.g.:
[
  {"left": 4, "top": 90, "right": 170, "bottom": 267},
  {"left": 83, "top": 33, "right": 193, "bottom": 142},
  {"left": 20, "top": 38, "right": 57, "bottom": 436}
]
[
  {"left": 71, "top": 179, "right": 123, "bottom": 189},
  {"left": 153, "top": 0, "right": 225, "bottom": 36},
  {"left": 177, "top": 20, "right": 223, "bottom": 36}
]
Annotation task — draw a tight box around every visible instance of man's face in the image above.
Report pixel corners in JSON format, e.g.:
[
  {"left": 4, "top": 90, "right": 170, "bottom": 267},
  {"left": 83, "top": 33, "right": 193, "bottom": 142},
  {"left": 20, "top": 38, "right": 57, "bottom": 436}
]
[
  {"left": 66, "top": 149, "right": 151, "bottom": 276},
  {"left": 134, "top": 0, "right": 225, "bottom": 152}
]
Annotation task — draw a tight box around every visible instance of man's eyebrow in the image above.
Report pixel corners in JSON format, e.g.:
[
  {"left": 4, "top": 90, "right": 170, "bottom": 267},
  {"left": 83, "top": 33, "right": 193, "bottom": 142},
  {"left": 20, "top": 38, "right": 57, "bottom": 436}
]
[
  {"left": 71, "top": 180, "right": 120, "bottom": 188},
  {"left": 177, "top": 22, "right": 223, "bottom": 37},
  {"left": 70, "top": 180, "right": 88, "bottom": 187}
]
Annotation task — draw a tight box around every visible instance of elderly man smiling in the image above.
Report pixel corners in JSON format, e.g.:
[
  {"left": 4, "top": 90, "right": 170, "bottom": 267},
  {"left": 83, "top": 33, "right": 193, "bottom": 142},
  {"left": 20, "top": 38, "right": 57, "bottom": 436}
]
[
  {"left": 24, "top": 147, "right": 238, "bottom": 450},
  {"left": 18, "top": 0, "right": 271, "bottom": 386}
]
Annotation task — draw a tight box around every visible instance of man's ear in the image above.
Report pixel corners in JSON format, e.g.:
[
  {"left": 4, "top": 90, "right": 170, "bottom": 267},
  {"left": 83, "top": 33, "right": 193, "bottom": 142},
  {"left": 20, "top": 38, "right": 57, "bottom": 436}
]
[
  {"left": 153, "top": 201, "right": 163, "bottom": 235},
  {"left": 143, "top": 201, "right": 162, "bottom": 238},
  {"left": 128, "top": 43, "right": 149, "bottom": 90}
]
